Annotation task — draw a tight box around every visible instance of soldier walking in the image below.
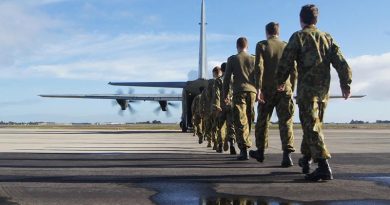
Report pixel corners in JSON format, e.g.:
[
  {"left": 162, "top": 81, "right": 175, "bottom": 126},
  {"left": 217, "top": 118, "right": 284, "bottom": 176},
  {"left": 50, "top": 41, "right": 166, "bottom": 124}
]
[
  {"left": 276, "top": 4, "right": 353, "bottom": 181},
  {"left": 224, "top": 37, "right": 257, "bottom": 160},
  {"left": 249, "top": 22, "right": 297, "bottom": 167}
]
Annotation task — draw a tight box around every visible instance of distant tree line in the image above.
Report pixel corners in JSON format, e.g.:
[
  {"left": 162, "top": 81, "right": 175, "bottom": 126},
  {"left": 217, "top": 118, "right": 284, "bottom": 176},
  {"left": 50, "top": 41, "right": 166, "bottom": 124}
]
[{"left": 376, "top": 120, "right": 390, "bottom": 124}]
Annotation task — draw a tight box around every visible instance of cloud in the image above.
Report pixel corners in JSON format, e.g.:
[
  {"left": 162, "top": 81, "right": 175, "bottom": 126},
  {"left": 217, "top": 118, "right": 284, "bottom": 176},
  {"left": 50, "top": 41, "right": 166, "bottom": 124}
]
[
  {"left": 0, "top": 1, "right": 62, "bottom": 69},
  {"left": 329, "top": 53, "right": 390, "bottom": 100}
]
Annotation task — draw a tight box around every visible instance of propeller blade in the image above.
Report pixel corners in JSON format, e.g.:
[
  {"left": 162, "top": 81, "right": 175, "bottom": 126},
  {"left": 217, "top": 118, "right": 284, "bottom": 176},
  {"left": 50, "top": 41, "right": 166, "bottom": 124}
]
[
  {"left": 118, "top": 109, "right": 125, "bottom": 116},
  {"left": 153, "top": 107, "right": 161, "bottom": 115},
  {"left": 165, "top": 110, "right": 172, "bottom": 117},
  {"left": 128, "top": 104, "right": 136, "bottom": 114},
  {"left": 168, "top": 102, "right": 179, "bottom": 108}
]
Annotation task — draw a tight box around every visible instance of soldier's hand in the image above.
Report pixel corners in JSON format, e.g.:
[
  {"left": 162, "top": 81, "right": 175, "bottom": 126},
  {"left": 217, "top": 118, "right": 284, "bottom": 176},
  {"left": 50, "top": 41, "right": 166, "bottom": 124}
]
[
  {"left": 257, "top": 92, "right": 265, "bottom": 104},
  {"left": 342, "top": 87, "right": 351, "bottom": 100},
  {"left": 277, "top": 84, "right": 286, "bottom": 92},
  {"left": 224, "top": 98, "right": 230, "bottom": 105}
]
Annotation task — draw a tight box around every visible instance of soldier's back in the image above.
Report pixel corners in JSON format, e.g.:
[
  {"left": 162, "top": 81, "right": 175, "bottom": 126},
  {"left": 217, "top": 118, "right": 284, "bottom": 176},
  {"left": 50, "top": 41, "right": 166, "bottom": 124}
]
[{"left": 227, "top": 52, "right": 256, "bottom": 94}]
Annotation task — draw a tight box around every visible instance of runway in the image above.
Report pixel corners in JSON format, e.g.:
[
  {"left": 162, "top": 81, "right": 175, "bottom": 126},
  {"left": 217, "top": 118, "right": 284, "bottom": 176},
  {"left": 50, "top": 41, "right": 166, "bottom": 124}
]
[{"left": 0, "top": 128, "right": 389, "bottom": 204}]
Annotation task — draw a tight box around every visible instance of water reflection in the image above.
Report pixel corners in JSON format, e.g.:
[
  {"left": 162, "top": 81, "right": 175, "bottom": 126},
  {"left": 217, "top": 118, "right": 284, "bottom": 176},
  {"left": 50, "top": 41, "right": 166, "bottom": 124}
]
[{"left": 201, "top": 197, "right": 298, "bottom": 205}]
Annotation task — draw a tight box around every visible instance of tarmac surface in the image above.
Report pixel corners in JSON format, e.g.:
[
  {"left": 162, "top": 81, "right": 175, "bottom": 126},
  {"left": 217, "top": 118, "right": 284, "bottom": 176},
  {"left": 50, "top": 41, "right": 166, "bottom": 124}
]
[{"left": 0, "top": 128, "right": 389, "bottom": 204}]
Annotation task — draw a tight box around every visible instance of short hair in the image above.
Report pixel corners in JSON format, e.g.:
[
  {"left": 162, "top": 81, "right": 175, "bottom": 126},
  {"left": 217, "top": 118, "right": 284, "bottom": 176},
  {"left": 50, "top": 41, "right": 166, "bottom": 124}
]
[
  {"left": 300, "top": 4, "right": 318, "bottom": 25},
  {"left": 236, "top": 37, "right": 248, "bottom": 49},
  {"left": 220, "top": 62, "right": 227, "bottom": 73},
  {"left": 266, "top": 22, "right": 279, "bottom": 36},
  {"left": 212, "top": 66, "right": 221, "bottom": 73}
]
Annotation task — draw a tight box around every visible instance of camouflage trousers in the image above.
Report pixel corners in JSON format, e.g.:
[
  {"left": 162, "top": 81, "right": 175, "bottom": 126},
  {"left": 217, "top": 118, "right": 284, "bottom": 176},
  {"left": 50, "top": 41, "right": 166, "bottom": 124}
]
[
  {"left": 213, "top": 112, "right": 227, "bottom": 146},
  {"left": 255, "top": 91, "right": 295, "bottom": 152},
  {"left": 203, "top": 114, "right": 216, "bottom": 144},
  {"left": 233, "top": 92, "right": 256, "bottom": 149},
  {"left": 298, "top": 100, "right": 331, "bottom": 161},
  {"left": 192, "top": 114, "right": 203, "bottom": 139},
  {"left": 224, "top": 105, "right": 236, "bottom": 142}
]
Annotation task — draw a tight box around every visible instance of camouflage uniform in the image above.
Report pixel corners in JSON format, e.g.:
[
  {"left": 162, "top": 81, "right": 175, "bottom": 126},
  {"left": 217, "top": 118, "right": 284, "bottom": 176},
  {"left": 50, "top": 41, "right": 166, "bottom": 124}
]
[
  {"left": 254, "top": 36, "right": 297, "bottom": 152},
  {"left": 223, "top": 79, "right": 236, "bottom": 143},
  {"left": 191, "top": 94, "right": 203, "bottom": 139},
  {"left": 276, "top": 25, "right": 352, "bottom": 161},
  {"left": 211, "top": 76, "right": 228, "bottom": 149},
  {"left": 201, "top": 79, "right": 216, "bottom": 146},
  {"left": 224, "top": 51, "right": 257, "bottom": 150}
]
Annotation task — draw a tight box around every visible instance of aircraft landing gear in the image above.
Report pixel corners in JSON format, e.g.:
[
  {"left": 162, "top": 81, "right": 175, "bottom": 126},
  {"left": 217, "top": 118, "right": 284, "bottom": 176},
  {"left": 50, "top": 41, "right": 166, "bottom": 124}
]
[{"left": 180, "top": 121, "right": 188, "bottom": 133}]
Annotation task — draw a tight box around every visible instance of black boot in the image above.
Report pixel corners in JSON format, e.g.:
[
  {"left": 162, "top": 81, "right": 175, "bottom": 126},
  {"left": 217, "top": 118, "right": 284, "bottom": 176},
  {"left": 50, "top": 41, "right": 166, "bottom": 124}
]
[
  {"left": 229, "top": 139, "right": 237, "bottom": 155},
  {"left": 212, "top": 142, "right": 217, "bottom": 150},
  {"left": 249, "top": 149, "right": 264, "bottom": 162},
  {"left": 298, "top": 156, "right": 312, "bottom": 174},
  {"left": 305, "top": 159, "right": 333, "bottom": 181},
  {"left": 237, "top": 148, "right": 249, "bottom": 160},
  {"left": 216, "top": 144, "right": 223, "bottom": 153},
  {"left": 281, "top": 151, "right": 293, "bottom": 167}
]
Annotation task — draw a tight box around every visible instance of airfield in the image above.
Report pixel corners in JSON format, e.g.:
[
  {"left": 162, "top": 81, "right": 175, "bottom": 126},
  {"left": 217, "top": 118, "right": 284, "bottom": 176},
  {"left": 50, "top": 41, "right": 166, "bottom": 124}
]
[{"left": 0, "top": 125, "right": 389, "bottom": 205}]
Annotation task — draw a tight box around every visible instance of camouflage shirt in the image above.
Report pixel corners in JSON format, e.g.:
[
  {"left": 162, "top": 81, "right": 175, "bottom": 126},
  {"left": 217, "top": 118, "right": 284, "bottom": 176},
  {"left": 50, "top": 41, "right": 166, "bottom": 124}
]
[
  {"left": 191, "top": 94, "right": 202, "bottom": 116},
  {"left": 223, "top": 51, "right": 257, "bottom": 99},
  {"left": 212, "top": 76, "right": 224, "bottom": 111},
  {"left": 255, "top": 36, "right": 296, "bottom": 95},
  {"left": 201, "top": 79, "right": 215, "bottom": 114},
  {"left": 276, "top": 25, "right": 352, "bottom": 103}
]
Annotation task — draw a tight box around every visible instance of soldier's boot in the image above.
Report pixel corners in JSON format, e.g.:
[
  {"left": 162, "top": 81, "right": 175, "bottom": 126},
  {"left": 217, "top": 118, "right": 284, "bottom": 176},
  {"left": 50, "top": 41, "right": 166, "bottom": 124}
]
[
  {"left": 237, "top": 148, "right": 249, "bottom": 160},
  {"left": 298, "top": 156, "right": 312, "bottom": 174},
  {"left": 212, "top": 142, "right": 218, "bottom": 150},
  {"left": 228, "top": 139, "right": 236, "bottom": 155},
  {"left": 305, "top": 159, "right": 333, "bottom": 181},
  {"left": 198, "top": 135, "right": 203, "bottom": 144},
  {"left": 207, "top": 142, "right": 212, "bottom": 148},
  {"left": 216, "top": 144, "right": 223, "bottom": 153},
  {"left": 281, "top": 151, "right": 293, "bottom": 167},
  {"left": 249, "top": 149, "right": 264, "bottom": 162},
  {"left": 223, "top": 142, "right": 229, "bottom": 152},
  {"left": 229, "top": 139, "right": 236, "bottom": 155}
]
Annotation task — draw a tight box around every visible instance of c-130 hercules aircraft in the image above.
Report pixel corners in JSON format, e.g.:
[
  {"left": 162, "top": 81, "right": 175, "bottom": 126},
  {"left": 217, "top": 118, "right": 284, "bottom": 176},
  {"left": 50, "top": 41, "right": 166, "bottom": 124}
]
[
  {"left": 40, "top": 0, "right": 210, "bottom": 132},
  {"left": 40, "top": 0, "right": 365, "bottom": 132}
]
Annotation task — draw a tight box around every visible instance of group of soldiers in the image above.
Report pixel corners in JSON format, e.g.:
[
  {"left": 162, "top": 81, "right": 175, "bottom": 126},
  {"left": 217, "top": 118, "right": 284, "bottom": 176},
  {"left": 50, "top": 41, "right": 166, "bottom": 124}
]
[
  {"left": 192, "top": 62, "right": 237, "bottom": 155},
  {"left": 191, "top": 4, "right": 353, "bottom": 182}
]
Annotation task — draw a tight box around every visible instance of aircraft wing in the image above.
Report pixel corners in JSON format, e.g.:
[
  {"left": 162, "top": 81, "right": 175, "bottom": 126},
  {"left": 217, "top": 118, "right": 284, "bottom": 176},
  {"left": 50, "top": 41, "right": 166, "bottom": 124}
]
[
  {"left": 108, "top": 81, "right": 188, "bottom": 88},
  {"left": 329, "top": 95, "right": 366, "bottom": 99},
  {"left": 39, "top": 94, "right": 182, "bottom": 101}
]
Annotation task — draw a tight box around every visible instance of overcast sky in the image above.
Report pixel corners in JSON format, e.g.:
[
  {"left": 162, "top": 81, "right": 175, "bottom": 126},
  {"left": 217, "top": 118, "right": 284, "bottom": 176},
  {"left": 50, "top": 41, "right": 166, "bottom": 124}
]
[{"left": 0, "top": 0, "right": 389, "bottom": 123}]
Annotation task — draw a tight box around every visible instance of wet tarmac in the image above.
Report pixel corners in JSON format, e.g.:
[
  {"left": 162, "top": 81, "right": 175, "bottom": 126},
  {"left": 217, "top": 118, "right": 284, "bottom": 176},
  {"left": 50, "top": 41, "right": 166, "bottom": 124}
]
[
  {"left": 0, "top": 128, "right": 389, "bottom": 204},
  {"left": 144, "top": 182, "right": 390, "bottom": 205}
]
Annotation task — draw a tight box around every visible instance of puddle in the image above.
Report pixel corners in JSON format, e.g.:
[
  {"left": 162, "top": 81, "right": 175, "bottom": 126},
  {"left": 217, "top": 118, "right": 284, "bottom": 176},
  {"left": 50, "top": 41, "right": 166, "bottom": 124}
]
[
  {"left": 142, "top": 182, "right": 390, "bottom": 205},
  {"left": 359, "top": 176, "right": 390, "bottom": 187}
]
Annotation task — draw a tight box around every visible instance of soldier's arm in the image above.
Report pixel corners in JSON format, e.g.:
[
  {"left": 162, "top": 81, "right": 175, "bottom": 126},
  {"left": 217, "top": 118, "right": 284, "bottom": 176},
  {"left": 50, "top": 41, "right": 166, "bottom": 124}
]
[
  {"left": 276, "top": 33, "right": 299, "bottom": 86},
  {"left": 223, "top": 57, "right": 233, "bottom": 100},
  {"left": 329, "top": 37, "right": 352, "bottom": 92},
  {"left": 255, "top": 42, "right": 265, "bottom": 91},
  {"left": 289, "top": 61, "right": 298, "bottom": 92},
  {"left": 214, "top": 79, "right": 222, "bottom": 110}
]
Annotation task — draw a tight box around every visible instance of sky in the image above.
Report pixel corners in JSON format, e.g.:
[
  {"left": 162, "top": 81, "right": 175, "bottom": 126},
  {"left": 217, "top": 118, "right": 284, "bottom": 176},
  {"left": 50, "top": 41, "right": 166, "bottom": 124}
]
[{"left": 0, "top": 0, "right": 389, "bottom": 124}]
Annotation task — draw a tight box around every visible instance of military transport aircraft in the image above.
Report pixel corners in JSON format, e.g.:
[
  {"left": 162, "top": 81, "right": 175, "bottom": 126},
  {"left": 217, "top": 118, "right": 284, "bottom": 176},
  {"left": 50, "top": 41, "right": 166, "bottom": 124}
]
[
  {"left": 40, "top": 0, "right": 210, "bottom": 132},
  {"left": 40, "top": 0, "right": 365, "bottom": 132}
]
